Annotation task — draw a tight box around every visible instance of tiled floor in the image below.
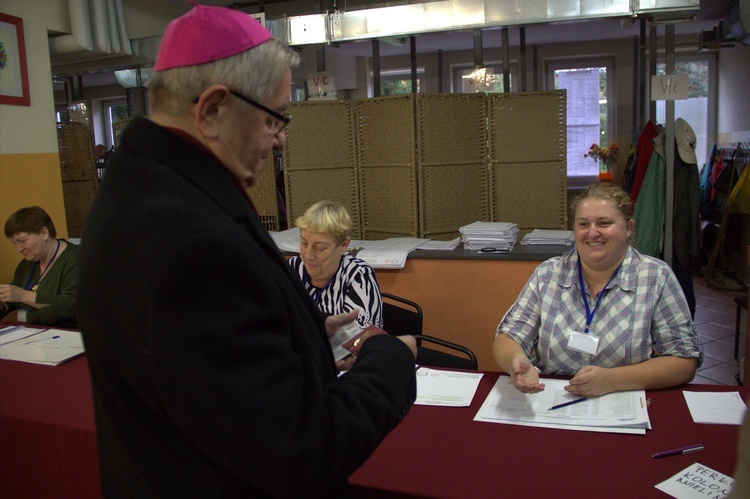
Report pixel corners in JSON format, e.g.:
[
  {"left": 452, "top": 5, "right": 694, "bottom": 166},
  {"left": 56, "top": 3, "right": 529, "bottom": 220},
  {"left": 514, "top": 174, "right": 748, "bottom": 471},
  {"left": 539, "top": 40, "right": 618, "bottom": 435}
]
[{"left": 691, "top": 274, "right": 746, "bottom": 386}]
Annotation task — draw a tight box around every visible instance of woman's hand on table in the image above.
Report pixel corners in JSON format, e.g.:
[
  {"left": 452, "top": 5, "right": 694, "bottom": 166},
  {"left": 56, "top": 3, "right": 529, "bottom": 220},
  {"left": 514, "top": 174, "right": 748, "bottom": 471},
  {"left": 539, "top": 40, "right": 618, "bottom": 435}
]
[
  {"left": 565, "top": 365, "right": 613, "bottom": 397},
  {"left": 510, "top": 357, "right": 545, "bottom": 393}
]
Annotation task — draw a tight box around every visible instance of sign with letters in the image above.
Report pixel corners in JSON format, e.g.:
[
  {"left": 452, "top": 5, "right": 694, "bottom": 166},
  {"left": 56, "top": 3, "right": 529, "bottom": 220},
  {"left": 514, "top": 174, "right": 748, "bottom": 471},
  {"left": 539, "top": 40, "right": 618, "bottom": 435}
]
[
  {"left": 651, "top": 74, "right": 689, "bottom": 101},
  {"left": 655, "top": 462, "right": 734, "bottom": 498},
  {"left": 307, "top": 71, "right": 337, "bottom": 100}
]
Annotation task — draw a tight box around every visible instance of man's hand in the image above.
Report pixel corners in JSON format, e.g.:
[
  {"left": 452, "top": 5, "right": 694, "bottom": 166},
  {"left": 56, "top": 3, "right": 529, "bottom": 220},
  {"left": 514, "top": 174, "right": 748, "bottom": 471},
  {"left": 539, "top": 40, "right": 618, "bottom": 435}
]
[{"left": 325, "top": 310, "right": 359, "bottom": 338}]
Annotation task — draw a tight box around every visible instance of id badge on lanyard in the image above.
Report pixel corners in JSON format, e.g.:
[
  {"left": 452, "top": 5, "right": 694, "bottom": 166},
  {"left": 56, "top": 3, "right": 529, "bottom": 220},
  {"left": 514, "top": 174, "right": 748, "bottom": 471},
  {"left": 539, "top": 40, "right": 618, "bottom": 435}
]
[
  {"left": 16, "top": 308, "right": 27, "bottom": 322},
  {"left": 568, "top": 330, "right": 600, "bottom": 355},
  {"left": 569, "top": 257, "right": 621, "bottom": 357}
]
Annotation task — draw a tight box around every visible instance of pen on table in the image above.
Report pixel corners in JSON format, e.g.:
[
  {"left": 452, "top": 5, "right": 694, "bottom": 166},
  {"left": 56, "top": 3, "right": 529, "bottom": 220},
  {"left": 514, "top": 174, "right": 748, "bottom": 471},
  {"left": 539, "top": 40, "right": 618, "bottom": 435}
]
[
  {"left": 548, "top": 397, "right": 588, "bottom": 411},
  {"left": 652, "top": 444, "right": 704, "bottom": 459},
  {"left": 23, "top": 335, "right": 60, "bottom": 345}
]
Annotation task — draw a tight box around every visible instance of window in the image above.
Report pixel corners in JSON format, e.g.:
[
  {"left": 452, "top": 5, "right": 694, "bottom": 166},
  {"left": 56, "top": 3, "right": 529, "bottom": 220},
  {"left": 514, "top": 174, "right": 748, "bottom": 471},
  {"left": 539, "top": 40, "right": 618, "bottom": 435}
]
[
  {"left": 103, "top": 99, "right": 129, "bottom": 148},
  {"left": 372, "top": 68, "right": 424, "bottom": 96},
  {"left": 547, "top": 57, "right": 615, "bottom": 188},
  {"left": 656, "top": 55, "right": 715, "bottom": 167},
  {"left": 55, "top": 106, "right": 69, "bottom": 123},
  {"left": 451, "top": 62, "right": 516, "bottom": 93}
]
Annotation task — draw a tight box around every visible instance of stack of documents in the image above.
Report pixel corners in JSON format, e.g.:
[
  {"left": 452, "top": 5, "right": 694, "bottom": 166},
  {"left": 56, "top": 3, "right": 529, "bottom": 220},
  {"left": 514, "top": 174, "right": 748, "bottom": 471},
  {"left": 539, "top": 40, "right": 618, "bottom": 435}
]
[
  {"left": 356, "top": 237, "right": 429, "bottom": 269},
  {"left": 474, "top": 376, "right": 651, "bottom": 434},
  {"left": 269, "top": 228, "right": 302, "bottom": 253},
  {"left": 269, "top": 228, "right": 428, "bottom": 269},
  {"left": 521, "top": 229, "right": 575, "bottom": 245},
  {"left": 459, "top": 221, "right": 519, "bottom": 252},
  {"left": 0, "top": 325, "right": 85, "bottom": 366}
]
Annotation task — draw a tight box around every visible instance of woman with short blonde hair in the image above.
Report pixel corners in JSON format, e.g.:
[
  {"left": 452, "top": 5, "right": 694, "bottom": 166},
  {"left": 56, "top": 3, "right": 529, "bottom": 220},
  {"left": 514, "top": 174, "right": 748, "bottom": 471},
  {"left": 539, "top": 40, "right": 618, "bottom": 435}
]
[{"left": 289, "top": 200, "right": 383, "bottom": 329}]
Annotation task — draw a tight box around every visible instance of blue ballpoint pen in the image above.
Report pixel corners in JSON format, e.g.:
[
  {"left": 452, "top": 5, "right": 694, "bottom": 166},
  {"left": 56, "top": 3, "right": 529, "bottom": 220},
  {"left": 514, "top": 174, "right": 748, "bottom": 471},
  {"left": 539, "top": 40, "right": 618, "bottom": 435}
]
[{"left": 548, "top": 397, "right": 588, "bottom": 411}]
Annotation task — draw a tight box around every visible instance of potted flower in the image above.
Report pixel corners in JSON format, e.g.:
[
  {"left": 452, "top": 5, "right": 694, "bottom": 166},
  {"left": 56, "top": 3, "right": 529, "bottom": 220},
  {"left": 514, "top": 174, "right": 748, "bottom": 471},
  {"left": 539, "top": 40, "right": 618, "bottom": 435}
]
[{"left": 584, "top": 143, "right": 619, "bottom": 182}]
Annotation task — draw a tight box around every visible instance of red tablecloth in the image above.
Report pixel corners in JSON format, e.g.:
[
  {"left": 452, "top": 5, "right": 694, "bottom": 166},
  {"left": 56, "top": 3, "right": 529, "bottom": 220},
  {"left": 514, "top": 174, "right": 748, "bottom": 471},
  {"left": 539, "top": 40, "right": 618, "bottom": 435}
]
[
  {"left": 1, "top": 353, "right": 746, "bottom": 498},
  {"left": 350, "top": 372, "right": 748, "bottom": 498},
  {"left": 0, "top": 356, "right": 100, "bottom": 499}
]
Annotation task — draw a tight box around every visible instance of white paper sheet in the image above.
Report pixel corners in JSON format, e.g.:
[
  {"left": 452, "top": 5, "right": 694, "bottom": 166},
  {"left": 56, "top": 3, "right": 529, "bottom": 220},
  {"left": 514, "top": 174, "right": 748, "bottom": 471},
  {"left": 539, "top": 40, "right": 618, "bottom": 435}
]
[
  {"left": 0, "top": 329, "right": 85, "bottom": 366},
  {"left": 415, "top": 367, "right": 483, "bottom": 407},
  {"left": 268, "top": 227, "right": 301, "bottom": 253},
  {"left": 682, "top": 391, "right": 748, "bottom": 425},
  {"left": 356, "top": 238, "right": 429, "bottom": 269},
  {"left": 416, "top": 238, "right": 460, "bottom": 251},
  {"left": 0, "top": 325, "right": 45, "bottom": 346},
  {"left": 655, "top": 463, "right": 734, "bottom": 498},
  {"left": 473, "top": 375, "right": 651, "bottom": 434}
]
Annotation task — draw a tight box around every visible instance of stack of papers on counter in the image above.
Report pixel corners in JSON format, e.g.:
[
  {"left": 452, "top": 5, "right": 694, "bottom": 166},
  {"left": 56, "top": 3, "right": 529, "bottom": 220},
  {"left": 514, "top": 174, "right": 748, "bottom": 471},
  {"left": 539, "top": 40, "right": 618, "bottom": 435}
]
[
  {"left": 474, "top": 376, "right": 651, "bottom": 434},
  {"left": 269, "top": 228, "right": 429, "bottom": 268},
  {"left": 0, "top": 325, "right": 85, "bottom": 366},
  {"left": 356, "top": 237, "right": 429, "bottom": 269},
  {"left": 269, "top": 228, "right": 302, "bottom": 253},
  {"left": 459, "top": 221, "right": 519, "bottom": 251},
  {"left": 521, "top": 229, "right": 574, "bottom": 245}
]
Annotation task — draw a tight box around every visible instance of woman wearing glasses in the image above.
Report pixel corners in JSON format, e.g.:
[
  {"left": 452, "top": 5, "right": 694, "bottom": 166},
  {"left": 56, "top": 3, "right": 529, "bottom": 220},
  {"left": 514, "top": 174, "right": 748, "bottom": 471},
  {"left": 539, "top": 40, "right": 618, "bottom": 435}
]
[
  {"left": 1, "top": 206, "right": 79, "bottom": 328},
  {"left": 288, "top": 200, "right": 383, "bottom": 330}
]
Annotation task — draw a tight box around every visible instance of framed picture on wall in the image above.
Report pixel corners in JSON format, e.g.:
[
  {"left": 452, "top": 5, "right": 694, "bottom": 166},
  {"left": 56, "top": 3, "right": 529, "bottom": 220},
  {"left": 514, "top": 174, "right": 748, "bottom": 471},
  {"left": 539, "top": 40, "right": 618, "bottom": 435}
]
[{"left": 0, "top": 12, "right": 30, "bottom": 106}]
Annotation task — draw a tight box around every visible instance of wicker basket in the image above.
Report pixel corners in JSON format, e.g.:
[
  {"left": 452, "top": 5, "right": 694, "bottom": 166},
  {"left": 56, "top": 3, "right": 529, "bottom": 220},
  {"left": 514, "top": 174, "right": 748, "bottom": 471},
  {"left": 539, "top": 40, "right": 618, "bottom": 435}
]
[
  {"left": 56, "top": 122, "right": 99, "bottom": 237},
  {"left": 56, "top": 122, "right": 98, "bottom": 182},
  {"left": 60, "top": 179, "right": 98, "bottom": 238}
]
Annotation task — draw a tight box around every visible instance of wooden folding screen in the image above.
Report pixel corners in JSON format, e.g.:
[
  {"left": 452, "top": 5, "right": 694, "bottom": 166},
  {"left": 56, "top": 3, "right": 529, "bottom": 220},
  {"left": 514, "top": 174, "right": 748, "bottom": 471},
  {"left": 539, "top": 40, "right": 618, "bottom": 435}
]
[
  {"left": 283, "top": 100, "right": 361, "bottom": 238},
  {"left": 488, "top": 90, "right": 568, "bottom": 230},
  {"left": 355, "top": 95, "right": 418, "bottom": 239},
  {"left": 247, "top": 152, "right": 281, "bottom": 232},
  {"left": 56, "top": 122, "right": 99, "bottom": 238},
  {"left": 416, "top": 93, "right": 489, "bottom": 240},
  {"left": 283, "top": 90, "right": 567, "bottom": 239}
]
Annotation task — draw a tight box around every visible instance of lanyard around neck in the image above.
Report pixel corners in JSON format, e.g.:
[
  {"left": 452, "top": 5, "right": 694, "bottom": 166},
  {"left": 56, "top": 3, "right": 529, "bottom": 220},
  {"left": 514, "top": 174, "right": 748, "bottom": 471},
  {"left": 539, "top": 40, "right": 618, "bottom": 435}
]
[
  {"left": 577, "top": 255, "right": 621, "bottom": 334},
  {"left": 24, "top": 239, "right": 61, "bottom": 291},
  {"left": 303, "top": 272, "right": 335, "bottom": 304}
]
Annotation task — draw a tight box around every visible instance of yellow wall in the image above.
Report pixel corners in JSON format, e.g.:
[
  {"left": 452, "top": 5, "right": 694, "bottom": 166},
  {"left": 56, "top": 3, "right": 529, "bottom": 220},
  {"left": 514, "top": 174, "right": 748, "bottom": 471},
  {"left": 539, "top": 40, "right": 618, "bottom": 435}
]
[
  {"left": 0, "top": 154, "right": 66, "bottom": 303},
  {"left": 0, "top": 0, "right": 70, "bottom": 282}
]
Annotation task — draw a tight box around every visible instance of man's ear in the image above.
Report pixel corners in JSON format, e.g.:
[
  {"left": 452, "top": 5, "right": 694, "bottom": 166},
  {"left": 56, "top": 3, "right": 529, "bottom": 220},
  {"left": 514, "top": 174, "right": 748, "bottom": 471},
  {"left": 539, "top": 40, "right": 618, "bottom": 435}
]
[{"left": 194, "top": 85, "right": 231, "bottom": 139}]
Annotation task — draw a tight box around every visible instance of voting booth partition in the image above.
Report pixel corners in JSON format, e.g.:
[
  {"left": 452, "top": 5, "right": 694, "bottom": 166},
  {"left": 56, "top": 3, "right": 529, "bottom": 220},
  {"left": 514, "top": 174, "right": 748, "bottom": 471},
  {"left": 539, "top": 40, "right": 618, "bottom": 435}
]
[
  {"left": 283, "top": 100, "right": 363, "bottom": 238},
  {"left": 247, "top": 148, "right": 282, "bottom": 232},
  {"left": 283, "top": 91, "right": 568, "bottom": 241}
]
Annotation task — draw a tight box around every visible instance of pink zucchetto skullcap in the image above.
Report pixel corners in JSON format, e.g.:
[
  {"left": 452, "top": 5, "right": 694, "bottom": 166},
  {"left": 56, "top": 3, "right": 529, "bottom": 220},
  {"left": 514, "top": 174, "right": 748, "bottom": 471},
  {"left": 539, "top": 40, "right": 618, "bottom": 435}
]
[{"left": 154, "top": 2, "right": 273, "bottom": 72}]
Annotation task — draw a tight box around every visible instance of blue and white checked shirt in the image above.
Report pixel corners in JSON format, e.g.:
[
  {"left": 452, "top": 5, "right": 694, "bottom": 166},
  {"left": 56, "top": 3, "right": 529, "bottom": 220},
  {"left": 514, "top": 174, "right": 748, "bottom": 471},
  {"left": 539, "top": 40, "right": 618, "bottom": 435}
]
[{"left": 497, "top": 246, "right": 703, "bottom": 375}]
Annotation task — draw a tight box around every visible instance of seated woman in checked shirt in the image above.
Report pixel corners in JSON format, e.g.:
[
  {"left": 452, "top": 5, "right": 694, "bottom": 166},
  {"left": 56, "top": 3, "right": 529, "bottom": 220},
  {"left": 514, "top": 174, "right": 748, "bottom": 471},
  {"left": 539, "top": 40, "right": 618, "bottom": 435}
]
[
  {"left": 492, "top": 183, "right": 703, "bottom": 397},
  {"left": 288, "top": 200, "right": 383, "bottom": 329}
]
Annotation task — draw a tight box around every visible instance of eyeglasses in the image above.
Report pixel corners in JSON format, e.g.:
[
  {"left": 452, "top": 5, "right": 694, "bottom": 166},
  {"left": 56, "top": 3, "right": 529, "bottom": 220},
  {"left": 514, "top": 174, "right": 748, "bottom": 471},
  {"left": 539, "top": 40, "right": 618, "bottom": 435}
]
[
  {"left": 192, "top": 89, "right": 291, "bottom": 135},
  {"left": 229, "top": 90, "right": 291, "bottom": 134}
]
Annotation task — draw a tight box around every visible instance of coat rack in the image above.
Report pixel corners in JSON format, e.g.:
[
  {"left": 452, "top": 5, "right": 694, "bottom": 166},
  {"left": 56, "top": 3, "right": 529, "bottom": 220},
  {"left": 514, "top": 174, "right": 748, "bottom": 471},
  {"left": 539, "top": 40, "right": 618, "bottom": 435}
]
[{"left": 704, "top": 141, "right": 750, "bottom": 285}]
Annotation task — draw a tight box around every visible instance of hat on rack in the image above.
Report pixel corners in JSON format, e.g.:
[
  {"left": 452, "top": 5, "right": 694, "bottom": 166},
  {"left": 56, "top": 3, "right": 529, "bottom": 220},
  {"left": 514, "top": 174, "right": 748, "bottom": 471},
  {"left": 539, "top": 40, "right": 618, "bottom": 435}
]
[
  {"left": 675, "top": 118, "right": 697, "bottom": 164},
  {"left": 154, "top": 3, "right": 273, "bottom": 72}
]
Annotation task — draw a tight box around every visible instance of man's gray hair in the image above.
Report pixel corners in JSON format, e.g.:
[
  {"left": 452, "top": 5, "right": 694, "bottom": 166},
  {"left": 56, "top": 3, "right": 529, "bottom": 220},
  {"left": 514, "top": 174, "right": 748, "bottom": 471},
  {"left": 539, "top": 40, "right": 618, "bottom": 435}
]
[{"left": 148, "top": 39, "right": 300, "bottom": 117}]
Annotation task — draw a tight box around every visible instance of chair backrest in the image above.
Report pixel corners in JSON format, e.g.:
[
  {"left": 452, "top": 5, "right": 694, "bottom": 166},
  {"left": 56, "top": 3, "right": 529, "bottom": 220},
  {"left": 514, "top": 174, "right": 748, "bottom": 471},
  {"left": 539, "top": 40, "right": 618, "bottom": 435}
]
[
  {"left": 381, "top": 292, "right": 423, "bottom": 336},
  {"left": 381, "top": 292, "right": 477, "bottom": 370}
]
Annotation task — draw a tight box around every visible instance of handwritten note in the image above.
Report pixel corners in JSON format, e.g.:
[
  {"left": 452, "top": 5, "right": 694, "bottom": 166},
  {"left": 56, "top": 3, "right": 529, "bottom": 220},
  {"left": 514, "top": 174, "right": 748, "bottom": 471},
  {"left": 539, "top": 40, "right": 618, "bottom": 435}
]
[{"left": 655, "top": 463, "right": 734, "bottom": 498}]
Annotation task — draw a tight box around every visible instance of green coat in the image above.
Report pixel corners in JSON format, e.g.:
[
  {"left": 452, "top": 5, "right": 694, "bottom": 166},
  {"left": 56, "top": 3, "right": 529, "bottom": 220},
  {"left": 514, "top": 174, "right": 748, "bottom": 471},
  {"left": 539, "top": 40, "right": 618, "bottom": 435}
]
[{"left": 3, "top": 240, "right": 79, "bottom": 328}]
